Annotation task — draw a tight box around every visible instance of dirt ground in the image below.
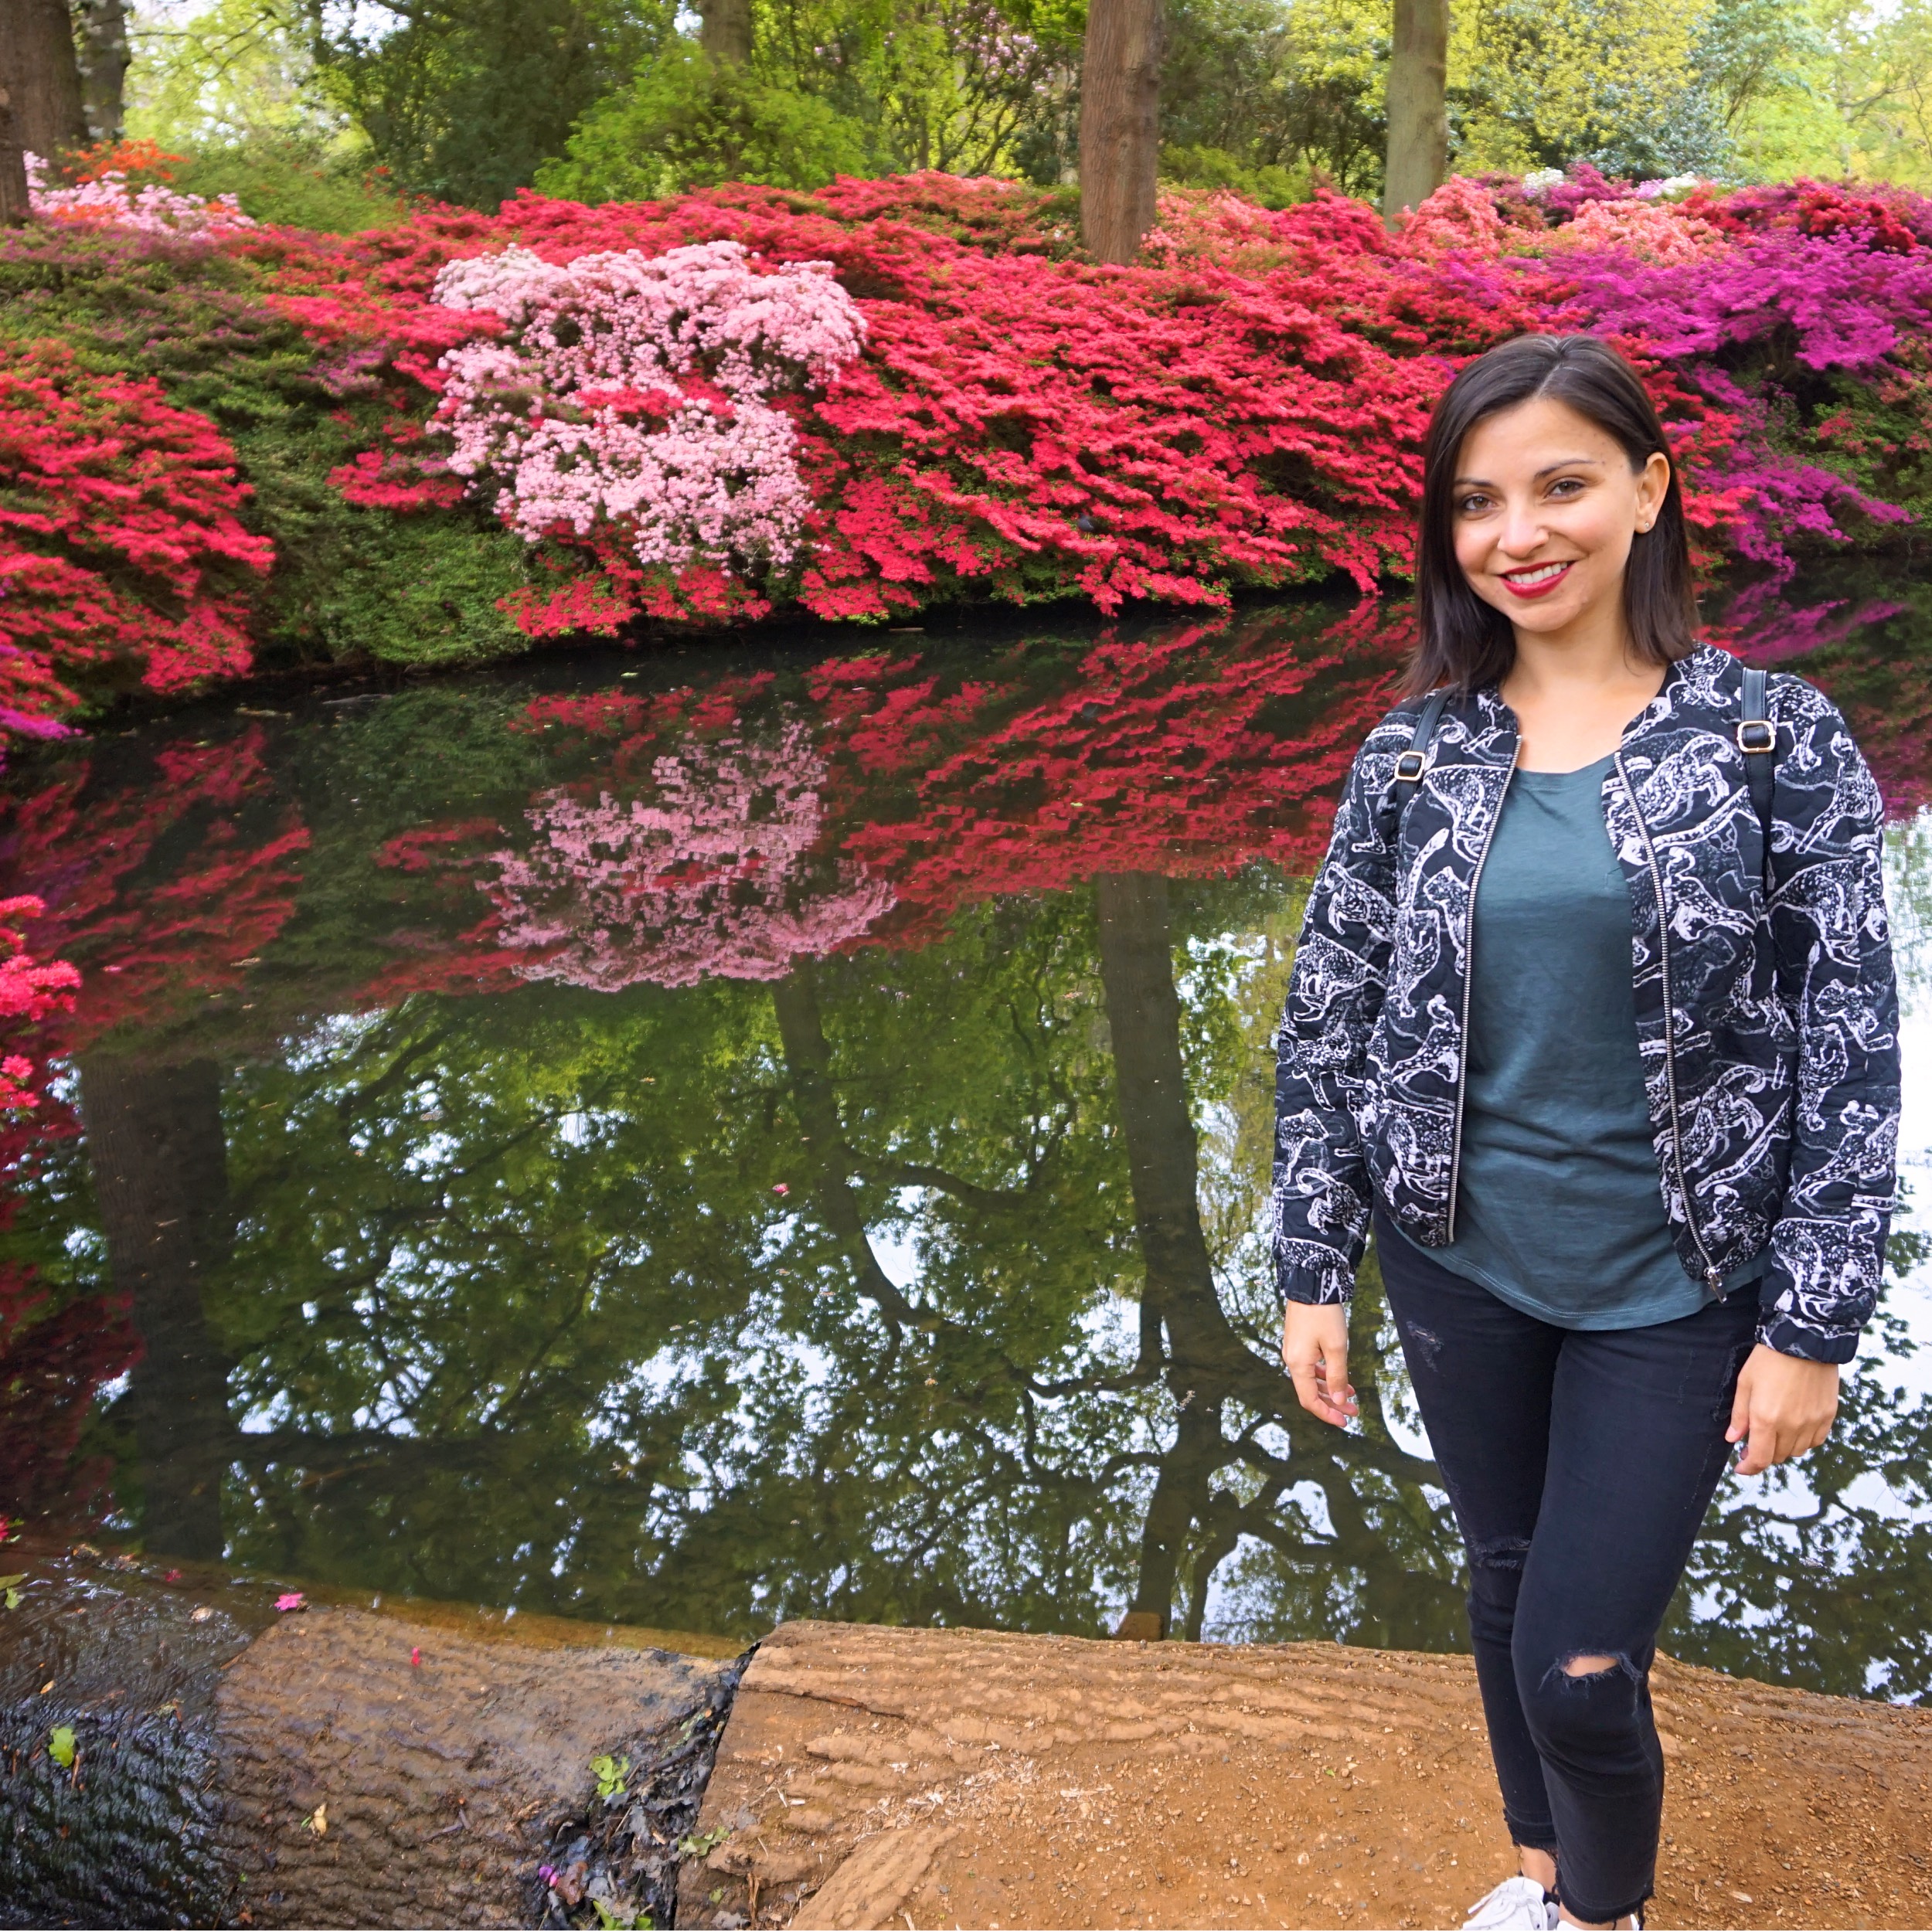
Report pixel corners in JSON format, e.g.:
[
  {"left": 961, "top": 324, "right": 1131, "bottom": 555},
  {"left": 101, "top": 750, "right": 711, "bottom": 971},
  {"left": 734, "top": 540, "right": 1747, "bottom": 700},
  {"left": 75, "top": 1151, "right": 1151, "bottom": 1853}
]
[{"left": 679, "top": 1620, "right": 1932, "bottom": 1931}]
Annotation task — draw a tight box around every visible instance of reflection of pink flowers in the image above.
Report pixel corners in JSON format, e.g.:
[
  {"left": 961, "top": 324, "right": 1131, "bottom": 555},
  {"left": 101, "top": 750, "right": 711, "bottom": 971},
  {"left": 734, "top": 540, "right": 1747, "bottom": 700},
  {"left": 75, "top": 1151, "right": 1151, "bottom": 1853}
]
[{"left": 485, "top": 722, "right": 893, "bottom": 989}]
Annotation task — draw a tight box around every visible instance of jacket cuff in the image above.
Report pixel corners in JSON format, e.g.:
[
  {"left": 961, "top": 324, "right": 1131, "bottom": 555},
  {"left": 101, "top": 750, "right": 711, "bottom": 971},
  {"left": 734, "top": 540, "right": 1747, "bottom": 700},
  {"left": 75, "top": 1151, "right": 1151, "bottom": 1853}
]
[
  {"left": 1276, "top": 1240, "right": 1356, "bottom": 1307},
  {"left": 1755, "top": 1311, "right": 1859, "bottom": 1365}
]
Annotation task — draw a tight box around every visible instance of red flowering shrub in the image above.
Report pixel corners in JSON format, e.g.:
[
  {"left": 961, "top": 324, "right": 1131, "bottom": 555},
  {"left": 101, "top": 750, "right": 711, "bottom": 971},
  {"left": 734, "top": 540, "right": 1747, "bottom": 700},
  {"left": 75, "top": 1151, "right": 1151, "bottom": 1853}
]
[
  {"left": 0, "top": 342, "right": 274, "bottom": 737},
  {"left": 0, "top": 160, "right": 1927, "bottom": 750}
]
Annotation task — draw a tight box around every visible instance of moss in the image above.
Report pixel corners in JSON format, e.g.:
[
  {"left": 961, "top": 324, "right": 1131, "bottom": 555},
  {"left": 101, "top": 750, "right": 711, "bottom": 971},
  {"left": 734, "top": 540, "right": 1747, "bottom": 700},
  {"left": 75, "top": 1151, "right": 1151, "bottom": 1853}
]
[{"left": 310, "top": 515, "right": 531, "bottom": 667}]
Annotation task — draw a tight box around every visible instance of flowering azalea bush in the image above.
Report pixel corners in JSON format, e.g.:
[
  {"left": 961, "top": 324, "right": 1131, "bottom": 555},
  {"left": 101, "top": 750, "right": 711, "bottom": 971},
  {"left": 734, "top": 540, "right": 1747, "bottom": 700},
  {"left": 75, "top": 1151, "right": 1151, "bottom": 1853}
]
[
  {"left": 0, "top": 343, "right": 275, "bottom": 743},
  {"left": 26, "top": 148, "right": 255, "bottom": 239},
  {"left": 432, "top": 240, "right": 866, "bottom": 579},
  {"left": 3, "top": 160, "right": 1932, "bottom": 749}
]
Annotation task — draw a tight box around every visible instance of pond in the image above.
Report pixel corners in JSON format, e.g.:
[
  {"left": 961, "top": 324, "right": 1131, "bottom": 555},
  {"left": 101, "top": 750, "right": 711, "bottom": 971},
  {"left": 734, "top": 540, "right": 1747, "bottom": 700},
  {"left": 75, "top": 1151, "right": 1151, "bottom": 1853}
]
[{"left": 4, "top": 573, "right": 1930, "bottom": 1706}]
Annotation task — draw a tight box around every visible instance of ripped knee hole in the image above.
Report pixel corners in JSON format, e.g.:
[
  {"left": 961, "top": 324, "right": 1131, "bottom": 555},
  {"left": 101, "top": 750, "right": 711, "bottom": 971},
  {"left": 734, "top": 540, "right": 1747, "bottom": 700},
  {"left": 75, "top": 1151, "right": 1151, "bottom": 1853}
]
[{"left": 1560, "top": 1654, "right": 1620, "bottom": 1677}]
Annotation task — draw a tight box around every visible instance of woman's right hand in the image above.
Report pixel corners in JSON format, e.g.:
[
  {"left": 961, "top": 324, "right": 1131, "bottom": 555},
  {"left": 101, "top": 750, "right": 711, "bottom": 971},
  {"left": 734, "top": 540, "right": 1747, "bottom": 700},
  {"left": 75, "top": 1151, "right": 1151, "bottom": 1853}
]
[{"left": 1282, "top": 1302, "right": 1358, "bottom": 1427}]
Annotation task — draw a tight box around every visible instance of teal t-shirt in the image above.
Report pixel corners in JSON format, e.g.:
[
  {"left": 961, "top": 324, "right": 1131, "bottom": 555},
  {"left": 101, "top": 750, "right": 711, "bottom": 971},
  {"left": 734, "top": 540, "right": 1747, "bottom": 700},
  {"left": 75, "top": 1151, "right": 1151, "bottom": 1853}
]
[{"left": 1393, "top": 753, "right": 1764, "bottom": 1328}]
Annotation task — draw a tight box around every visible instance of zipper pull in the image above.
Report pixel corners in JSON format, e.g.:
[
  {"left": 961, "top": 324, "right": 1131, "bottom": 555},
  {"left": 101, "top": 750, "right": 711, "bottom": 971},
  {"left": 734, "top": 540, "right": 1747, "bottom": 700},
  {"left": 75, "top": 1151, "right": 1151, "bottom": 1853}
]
[{"left": 1705, "top": 1266, "right": 1723, "bottom": 1295}]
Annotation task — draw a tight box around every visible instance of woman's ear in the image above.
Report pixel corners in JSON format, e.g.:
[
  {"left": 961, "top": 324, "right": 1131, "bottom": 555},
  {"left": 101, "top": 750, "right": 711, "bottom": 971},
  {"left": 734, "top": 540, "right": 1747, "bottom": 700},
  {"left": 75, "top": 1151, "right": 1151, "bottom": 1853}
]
[{"left": 1634, "top": 450, "right": 1669, "bottom": 533}]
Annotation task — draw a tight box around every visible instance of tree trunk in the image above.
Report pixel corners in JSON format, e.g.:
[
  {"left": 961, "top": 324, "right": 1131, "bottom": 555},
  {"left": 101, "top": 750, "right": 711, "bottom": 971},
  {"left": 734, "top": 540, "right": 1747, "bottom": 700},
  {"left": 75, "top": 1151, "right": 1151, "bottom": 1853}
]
[
  {"left": 79, "top": 1056, "right": 236, "bottom": 1566},
  {"left": 2, "top": 0, "right": 87, "bottom": 165},
  {"left": 0, "top": 4, "right": 35, "bottom": 218},
  {"left": 74, "top": 0, "right": 126, "bottom": 142},
  {"left": 699, "top": 0, "right": 752, "bottom": 68},
  {"left": 1079, "top": 0, "right": 1162, "bottom": 263},
  {"left": 0, "top": 1545, "right": 740, "bottom": 1928},
  {"left": 1383, "top": 0, "right": 1450, "bottom": 225}
]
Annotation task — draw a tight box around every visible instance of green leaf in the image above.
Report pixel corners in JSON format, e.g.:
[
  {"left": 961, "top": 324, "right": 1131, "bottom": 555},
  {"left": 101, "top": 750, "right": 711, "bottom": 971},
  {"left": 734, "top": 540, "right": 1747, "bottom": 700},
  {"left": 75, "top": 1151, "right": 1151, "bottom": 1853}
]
[
  {"left": 2, "top": 1589, "right": 21, "bottom": 1611},
  {"left": 0, "top": 1573, "right": 25, "bottom": 1589},
  {"left": 48, "top": 1726, "right": 76, "bottom": 1770},
  {"left": 590, "top": 1751, "right": 631, "bottom": 1800}
]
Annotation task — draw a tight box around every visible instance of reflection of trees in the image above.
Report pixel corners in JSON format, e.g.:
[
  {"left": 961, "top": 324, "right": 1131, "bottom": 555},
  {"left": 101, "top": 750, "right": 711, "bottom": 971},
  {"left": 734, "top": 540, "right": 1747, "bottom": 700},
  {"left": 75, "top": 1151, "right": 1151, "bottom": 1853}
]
[
  {"left": 117, "top": 872, "right": 1461, "bottom": 1649},
  {"left": 77, "top": 1056, "right": 234, "bottom": 1562},
  {"left": 2, "top": 582, "right": 1930, "bottom": 1695}
]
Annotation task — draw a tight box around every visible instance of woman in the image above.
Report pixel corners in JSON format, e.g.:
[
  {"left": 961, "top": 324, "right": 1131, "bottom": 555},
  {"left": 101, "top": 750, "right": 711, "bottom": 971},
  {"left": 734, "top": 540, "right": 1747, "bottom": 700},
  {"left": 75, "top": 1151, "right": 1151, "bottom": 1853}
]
[{"left": 1273, "top": 333, "right": 1900, "bottom": 1931}]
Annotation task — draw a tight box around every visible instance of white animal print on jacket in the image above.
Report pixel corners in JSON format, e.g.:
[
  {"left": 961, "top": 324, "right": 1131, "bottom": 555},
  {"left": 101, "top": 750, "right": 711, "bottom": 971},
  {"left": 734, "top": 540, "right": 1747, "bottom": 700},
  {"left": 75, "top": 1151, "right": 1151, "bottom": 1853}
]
[{"left": 1273, "top": 644, "right": 1900, "bottom": 1364}]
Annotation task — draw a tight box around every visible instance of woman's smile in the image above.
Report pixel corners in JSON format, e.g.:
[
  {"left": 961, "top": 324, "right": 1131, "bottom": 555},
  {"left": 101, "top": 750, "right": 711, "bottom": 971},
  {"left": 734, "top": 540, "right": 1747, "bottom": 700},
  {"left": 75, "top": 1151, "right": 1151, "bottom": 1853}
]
[{"left": 1497, "top": 559, "right": 1575, "bottom": 597}]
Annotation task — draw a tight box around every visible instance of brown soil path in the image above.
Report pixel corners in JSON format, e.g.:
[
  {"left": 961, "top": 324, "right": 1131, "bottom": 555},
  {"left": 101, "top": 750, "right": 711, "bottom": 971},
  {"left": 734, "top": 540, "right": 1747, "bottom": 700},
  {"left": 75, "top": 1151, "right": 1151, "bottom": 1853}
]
[{"left": 680, "top": 1622, "right": 1932, "bottom": 1931}]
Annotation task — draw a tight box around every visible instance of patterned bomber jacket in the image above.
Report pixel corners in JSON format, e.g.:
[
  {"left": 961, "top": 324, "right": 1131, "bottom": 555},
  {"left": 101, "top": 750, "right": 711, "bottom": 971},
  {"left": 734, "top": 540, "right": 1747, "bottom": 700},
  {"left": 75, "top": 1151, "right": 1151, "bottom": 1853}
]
[{"left": 1272, "top": 644, "right": 1900, "bottom": 1365}]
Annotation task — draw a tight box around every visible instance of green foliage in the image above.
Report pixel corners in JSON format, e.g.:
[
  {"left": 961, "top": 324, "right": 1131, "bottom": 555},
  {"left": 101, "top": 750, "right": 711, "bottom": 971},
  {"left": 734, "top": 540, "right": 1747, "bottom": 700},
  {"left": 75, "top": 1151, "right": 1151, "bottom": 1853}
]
[
  {"left": 590, "top": 1752, "right": 632, "bottom": 1798},
  {"left": 47, "top": 1728, "right": 76, "bottom": 1770},
  {"left": 1159, "top": 144, "right": 1316, "bottom": 208},
  {"left": 537, "top": 43, "right": 883, "bottom": 200},
  {"left": 1160, "top": 0, "right": 1386, "bottom": 197},
  {"left": 311, "top": 517, "right": 530, "bottom": 669},
  {"left": 166, "top": 138, "right": 403, "bottom": 233},
  {"left": 316, "top": 0, "right": 674, "bottom": 209},
  {"left": 128, "top": 0, "right": 344, "bottom": 150}
]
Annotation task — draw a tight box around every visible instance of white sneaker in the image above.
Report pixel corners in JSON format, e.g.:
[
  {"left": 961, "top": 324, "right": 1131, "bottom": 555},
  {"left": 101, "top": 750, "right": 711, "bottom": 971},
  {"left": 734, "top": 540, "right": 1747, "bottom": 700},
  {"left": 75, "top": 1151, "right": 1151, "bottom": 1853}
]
[{"left": 1464, "top": 1874, "right": 1559, "bottom": 1931}]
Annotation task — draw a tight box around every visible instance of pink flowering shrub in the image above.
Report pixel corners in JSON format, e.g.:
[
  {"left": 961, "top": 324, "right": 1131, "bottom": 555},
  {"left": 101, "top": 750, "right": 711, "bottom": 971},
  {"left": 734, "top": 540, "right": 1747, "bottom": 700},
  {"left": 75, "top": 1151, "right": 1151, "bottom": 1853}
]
[
  {"left": 484, "top": 716, "right": 894, "bottom": 989},
  {"left": 430, "top": 240, "right": 866, "bottom": 576},
  {"left": 25, "top": 151, "right": 255, "bottom": 240},
  {"left": 0, "top": 894, "right": 79, "bottom": 1111},
  {"left": 1539, "top": 197, "right": 1726, "bottom": 263}
]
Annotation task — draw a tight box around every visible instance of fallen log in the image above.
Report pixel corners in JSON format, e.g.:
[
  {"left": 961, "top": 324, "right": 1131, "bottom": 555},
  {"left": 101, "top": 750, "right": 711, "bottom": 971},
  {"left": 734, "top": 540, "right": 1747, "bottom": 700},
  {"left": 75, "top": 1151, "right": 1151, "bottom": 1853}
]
[
  {"left": 679, "top": 1619, "right": 1932, "bottom": 1931},
  {"left": 0, "top": 1538, "right": 743, "bottom": 1928}
]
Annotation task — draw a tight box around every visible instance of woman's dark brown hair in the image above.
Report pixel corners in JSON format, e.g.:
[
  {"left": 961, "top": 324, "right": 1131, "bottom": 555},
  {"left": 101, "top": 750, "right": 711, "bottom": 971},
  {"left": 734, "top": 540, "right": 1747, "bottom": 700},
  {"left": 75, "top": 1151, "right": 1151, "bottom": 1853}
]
[{"left": 1405, "top": 332, "right": 1697, "bottom": 698}]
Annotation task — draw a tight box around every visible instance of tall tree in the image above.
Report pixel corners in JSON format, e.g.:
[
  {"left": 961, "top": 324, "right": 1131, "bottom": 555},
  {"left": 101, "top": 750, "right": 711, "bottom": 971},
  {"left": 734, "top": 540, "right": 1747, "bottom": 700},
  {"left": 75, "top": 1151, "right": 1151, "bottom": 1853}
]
[
  {"left": 1080, "top": 0, "right": 1163, "bottom": 261},
  {"left": 317, "top": 0, "right": 661, "bottom": 209},
  {"left": 0, "top": 15, "right": 29, "bottom": 223},
  {"left": 1383, "top": 0, "right": 1447, "bottom": 222},
  {"left": 3, "top": 0, "right": 87, "bottom": 161},
  {"left": 74, "top": 0, "right": 128, "bottom": 142},
  {"left": 698, "top": 0, "right": 751, "bottom": 68}
]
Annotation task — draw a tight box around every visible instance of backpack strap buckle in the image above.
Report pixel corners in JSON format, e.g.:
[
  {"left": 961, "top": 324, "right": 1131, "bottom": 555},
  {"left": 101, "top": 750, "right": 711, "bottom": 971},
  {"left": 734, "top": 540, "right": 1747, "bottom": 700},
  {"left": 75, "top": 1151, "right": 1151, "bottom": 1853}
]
[
  {"left": 1736, "top": 719, "right": 1776, "bottom": 756},
  {"left": 1393, "top": 748, "right": 1430, "bottom": 782}
]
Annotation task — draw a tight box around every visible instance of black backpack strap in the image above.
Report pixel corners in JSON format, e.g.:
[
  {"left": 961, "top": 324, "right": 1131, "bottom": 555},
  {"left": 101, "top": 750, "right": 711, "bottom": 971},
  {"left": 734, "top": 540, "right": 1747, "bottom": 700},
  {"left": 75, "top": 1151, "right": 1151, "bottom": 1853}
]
[
  {"left": 1394, "top": 689, "right": 1451, "bottom": 802},
  {"left": 1739, "top": 665, "right": 1777, "bottom": 892}
]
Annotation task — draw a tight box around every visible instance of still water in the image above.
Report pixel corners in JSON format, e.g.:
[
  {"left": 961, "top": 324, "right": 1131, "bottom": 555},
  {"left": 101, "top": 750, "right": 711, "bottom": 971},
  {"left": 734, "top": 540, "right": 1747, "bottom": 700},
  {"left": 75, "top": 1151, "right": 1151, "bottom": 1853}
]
[{"left": 4, "top": 579, "right": 1930, "bottom": 1702}]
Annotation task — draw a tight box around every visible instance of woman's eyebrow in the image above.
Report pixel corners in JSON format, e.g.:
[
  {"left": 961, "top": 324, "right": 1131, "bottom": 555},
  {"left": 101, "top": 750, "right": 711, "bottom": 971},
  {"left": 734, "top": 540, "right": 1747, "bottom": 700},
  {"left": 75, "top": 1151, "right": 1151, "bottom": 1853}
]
[{"left": 1452, "top": 456, "right": 1606, "bottom": 487}]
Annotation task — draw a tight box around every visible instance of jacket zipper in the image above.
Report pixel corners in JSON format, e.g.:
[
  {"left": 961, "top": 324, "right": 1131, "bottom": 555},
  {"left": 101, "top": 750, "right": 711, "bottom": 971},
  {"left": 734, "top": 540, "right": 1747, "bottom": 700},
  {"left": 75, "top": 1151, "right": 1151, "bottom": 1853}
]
[
  {"left": 1445, "top": 761, "right": 1513, "bottom": 1243},
  {"left": 1613, "top": 750, "right": 1725, "bottom": 1295}
]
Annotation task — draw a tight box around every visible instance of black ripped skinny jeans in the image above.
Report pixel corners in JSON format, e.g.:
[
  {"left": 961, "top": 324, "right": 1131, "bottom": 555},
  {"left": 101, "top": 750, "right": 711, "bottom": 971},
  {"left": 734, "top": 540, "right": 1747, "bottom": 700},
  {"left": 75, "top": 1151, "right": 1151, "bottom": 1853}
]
[{"left": 1373, "top": 1210, "right": 1760, "bottom": 1924}]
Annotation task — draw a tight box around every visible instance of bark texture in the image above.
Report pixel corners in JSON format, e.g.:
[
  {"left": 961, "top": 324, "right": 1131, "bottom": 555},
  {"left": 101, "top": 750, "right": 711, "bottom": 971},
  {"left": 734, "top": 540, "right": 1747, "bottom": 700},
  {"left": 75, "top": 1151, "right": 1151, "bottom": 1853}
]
[
  {"left": 79, "top": 1056, "right": 237, "bottom": 1566},
  {"left": 75, "top": 0, "right": 126, "bottom": 141},
  {"left": 1383, "top": 0, "right": 1450, "bottom": 223},
  {"left": 1078, "top": 0, "right": 1163, "bottom": 263},
  {"left": 1, "top": 0, "right": 87, "bottom": 163},
  {"left": 699, "top": 0, "right": 753, "bottom": 67},
  {"left": 682, "top": 1619, "right": 1932, "bottom": 1931},
  {"left": 0, "top": 1543, "right": 740, "bottom": 1929},
  {"left": 0, "top": 3, "right": 37, "bottom": 220}
]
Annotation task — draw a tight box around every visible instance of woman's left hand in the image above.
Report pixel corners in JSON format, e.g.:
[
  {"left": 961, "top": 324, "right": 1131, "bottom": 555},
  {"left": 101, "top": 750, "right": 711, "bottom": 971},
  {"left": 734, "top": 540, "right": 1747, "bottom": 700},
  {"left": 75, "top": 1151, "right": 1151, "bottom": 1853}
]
[{"left": 1726, "top": 1344, "right": 1840, "bottom": 1475}]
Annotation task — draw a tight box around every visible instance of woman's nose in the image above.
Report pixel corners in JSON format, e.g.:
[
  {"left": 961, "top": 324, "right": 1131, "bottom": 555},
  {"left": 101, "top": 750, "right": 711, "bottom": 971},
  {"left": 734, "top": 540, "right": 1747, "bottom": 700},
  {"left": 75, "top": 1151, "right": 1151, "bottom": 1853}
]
[{"left": 1497, "top": 502, "right": 1547, "bottom": 556}]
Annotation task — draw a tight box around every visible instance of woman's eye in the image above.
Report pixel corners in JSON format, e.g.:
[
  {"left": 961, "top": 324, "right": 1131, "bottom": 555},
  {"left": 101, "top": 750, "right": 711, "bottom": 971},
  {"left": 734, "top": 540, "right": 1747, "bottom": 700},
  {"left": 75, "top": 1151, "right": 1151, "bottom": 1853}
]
[
  {"left": 1546, "top": 477, "right": 1585, "bottom": 498},
  {"left": 1457, "top": 494, "right": 1491, "bottom": 515}
]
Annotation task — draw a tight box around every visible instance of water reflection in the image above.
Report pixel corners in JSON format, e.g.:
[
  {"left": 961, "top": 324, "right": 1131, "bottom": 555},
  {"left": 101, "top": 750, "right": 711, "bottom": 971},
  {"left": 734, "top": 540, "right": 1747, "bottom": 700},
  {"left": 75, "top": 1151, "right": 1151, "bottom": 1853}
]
[{"left": 3, "top": 582, "right": 1930, "bottom": 1700}]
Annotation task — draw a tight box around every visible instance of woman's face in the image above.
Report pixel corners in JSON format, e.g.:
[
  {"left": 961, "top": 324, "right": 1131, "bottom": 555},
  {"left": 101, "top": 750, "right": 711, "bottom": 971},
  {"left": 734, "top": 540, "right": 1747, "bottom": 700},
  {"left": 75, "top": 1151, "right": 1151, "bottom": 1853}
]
[{"left": 1450, "top": 396, "right": 1670, "bottom": 644}]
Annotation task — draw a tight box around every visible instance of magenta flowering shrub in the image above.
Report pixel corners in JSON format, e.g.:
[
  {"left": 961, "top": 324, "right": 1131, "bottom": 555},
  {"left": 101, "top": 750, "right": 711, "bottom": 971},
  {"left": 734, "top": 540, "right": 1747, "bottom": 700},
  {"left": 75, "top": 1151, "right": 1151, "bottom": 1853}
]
[{"left": 430, "top": 240, "right": 867, "bottom": 573}]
